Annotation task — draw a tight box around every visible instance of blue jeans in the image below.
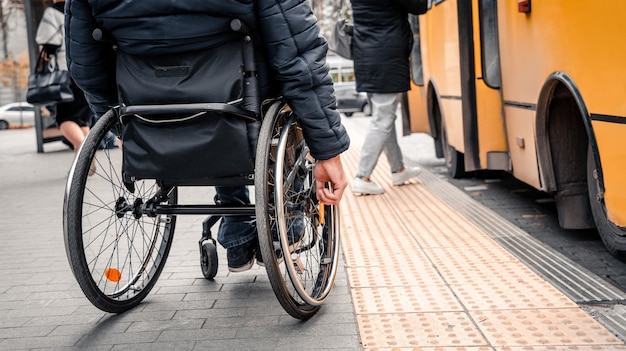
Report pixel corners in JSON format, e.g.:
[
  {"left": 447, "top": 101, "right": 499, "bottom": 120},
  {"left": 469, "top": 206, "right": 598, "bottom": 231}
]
[
  {"left": 356, "top": 93, "right": 404, "bottom": 178},
  {"left": 215, "top": 186, "right": 256, "bottom": 249}
]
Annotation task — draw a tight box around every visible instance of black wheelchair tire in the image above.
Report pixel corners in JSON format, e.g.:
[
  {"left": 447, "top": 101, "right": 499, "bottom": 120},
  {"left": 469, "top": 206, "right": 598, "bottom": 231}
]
[
  {"left": 255, "top": 100, "right": 340, "bottom": 320},
  {"left": 64, "top": 109, "right": 177, "bottom": 313}
]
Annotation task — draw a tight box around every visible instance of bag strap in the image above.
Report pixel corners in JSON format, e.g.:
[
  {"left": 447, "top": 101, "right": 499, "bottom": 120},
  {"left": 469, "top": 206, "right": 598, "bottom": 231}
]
[
  {"left": 34, "top": 47, "right": 60, "bottom": 73},
  {"left": 34, "top": 8, "right": 64, "bottom": 73}
]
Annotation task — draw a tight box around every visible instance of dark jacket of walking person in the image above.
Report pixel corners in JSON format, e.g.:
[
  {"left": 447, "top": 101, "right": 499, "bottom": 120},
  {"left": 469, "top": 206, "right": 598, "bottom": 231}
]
[
  {"left": 64, "top": 0, "right": 349, "bottom": 272},
  {"left": 350, "top": 0, "right": 428, "bottom": 94},
  {"left": 350, "top": 0, "right": 428, "bottom": 195}
]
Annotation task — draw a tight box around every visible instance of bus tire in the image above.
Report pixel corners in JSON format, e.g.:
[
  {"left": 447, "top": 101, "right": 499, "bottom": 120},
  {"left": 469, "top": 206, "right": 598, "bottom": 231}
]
[
  {"left": 440, "top": 119, "right": 465, "bottom": 179},
  {"left": 587, "top": 145, "right": 626, "bottom": 261}
]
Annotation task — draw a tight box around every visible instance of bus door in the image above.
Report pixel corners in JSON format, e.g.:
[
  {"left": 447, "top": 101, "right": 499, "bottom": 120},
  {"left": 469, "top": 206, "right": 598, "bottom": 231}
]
[
  {"left": 405, "top": 15, "right": 429, "bottom": 137},
  {"left": 473, "top": 0, "right": 508, "bottom": 173},
  {"left": 407, "top": 0, "right": 508, "bottom": 177}
]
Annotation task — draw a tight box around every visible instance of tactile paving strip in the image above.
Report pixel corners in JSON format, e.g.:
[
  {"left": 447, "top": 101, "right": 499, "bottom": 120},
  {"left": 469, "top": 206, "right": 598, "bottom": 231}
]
[
  {"left": 472, "top": 308, "right": 622, "bottom": 346},
  {"left": 339, "top": 136, "right": 625, "bottom": 349},
  {"left": 357, "top": 312, "right": 487, "bottom": 348},
  {"left": 351, "top": 284, "right": 463, "bottom": 314},
  {"left": 346, "top": 263, "right": 443, "bottom": 288},
  {"left": 496, "top": 346, "right": 626, "bottom": 350}
]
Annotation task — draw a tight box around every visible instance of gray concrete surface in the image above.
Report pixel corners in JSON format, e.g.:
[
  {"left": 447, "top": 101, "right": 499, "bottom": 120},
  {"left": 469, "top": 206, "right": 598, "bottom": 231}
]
[{"left": 0, "top": 127, "right": 360, "bottom": 351}]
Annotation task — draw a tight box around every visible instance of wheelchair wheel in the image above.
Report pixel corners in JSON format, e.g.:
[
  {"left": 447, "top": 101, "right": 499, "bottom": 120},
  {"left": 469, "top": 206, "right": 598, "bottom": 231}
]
[
  {"left": 63, "top": 109, "right": 177, "bottom": 313},
  {"left": 255, "top": 101, "right": 341, "bottom": 320}
]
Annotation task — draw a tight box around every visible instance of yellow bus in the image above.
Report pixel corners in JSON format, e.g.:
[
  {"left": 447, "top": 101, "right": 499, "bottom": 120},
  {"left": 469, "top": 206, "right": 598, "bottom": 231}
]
[{"left": 406, "top": 0, "right": 626, "bottom": 259}]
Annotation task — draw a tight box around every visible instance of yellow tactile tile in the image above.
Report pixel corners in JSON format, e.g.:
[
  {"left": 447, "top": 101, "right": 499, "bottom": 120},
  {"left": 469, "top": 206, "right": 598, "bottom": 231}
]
[
  {"left": 340, "top": 140, "right": 624, "bottom": 349},
  {"left": 453, "top": 279, "right": 577, "bottom": 311},
  {"left": 367, "top": 348, "right": 494, "bottom": 351},
  {"left": 346, "top": 265, "right": 443, "bottom": 288},
  {"left": 357, "top": 312, "right": 488, "bottom": 348},
  {"left": 351, "top": 284, "right": 463, "bottom": 314},
  {"left": 341, "top": 194, "right": 429, "bottom": 268},
  {"left": 472, "top": 308, "right": 622, "bottom": 346},
  {"left": 497, "top": 346, "right": 626, "bottom": 350},
  {"left": 385, "top": 188, "right": 501, "bottom": 249},
  {"left": 429, "top": 252, "right": 554, "bottom": 288}
]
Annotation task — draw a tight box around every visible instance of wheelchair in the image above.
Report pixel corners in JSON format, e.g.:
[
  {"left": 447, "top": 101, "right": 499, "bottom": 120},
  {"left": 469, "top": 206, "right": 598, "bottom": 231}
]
[{"left": 62, "top": 20, "right": 340, "bottom": 320}]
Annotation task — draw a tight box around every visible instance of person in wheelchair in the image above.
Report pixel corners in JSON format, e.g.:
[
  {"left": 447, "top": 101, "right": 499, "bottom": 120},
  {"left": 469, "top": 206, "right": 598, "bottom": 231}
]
[{"left": 65, "top": 0, "right": 350, "bottom": 272}]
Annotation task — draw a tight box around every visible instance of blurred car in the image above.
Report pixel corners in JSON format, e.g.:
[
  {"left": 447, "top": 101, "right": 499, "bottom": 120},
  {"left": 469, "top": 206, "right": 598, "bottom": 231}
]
[
  {"left": 334, "top": 82, "right": 371, "bottom": 117},
  {"left": 0, "top": 102, "right": 35, "bottom": 129}
]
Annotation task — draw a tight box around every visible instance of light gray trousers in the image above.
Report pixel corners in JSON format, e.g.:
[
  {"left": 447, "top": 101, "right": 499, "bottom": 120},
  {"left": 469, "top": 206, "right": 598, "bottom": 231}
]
[{"left": 356, "top": 93, "right": 404, "bottom": 179}]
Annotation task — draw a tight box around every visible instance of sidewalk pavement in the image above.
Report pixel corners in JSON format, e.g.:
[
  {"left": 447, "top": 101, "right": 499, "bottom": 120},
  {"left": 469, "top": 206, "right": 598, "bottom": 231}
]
[
  {"left": 1, "top": 119, "right": 625, "bottom": 350},
  {"left": 0, "top": 128, "right": 360, "bottom": 350}
]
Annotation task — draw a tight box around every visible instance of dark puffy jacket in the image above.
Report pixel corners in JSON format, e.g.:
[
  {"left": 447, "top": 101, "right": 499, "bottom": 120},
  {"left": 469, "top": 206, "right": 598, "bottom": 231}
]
[
  {"left": 65, "top": 0, "right": 349, "bottom": 160},
  {"left": 350, "top": 0, "right": 427, "bottom": 94}
]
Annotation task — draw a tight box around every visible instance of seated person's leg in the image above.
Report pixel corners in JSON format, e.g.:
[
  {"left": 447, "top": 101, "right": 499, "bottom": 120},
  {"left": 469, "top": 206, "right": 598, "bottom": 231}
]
[{"left": 215, "top": 186, "right": 257, "bottom": 272}]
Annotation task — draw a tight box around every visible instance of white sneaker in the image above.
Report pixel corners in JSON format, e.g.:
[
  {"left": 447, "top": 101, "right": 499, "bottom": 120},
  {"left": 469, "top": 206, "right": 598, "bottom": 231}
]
[
  {"left": 392, "top": 166, "right": 422, "bottom": 186},
  {"left": 352, "top": 178, "right": 385, "bottom": 195}
]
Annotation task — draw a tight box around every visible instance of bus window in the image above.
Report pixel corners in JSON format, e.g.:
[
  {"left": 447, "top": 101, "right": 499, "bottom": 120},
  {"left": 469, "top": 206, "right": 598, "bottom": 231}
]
[
  {"left": 340, "top": 67, "right": 355, "bottom": 83},
  {"left": 409, "top": 15, "right": 424, "bottom": 86},
  {"left": 329, "top": 68, "right": 340, "bottom": 83},
  {"left": 479, "top": 0, "right": 501, "bottom": 88},
  {"left": 327, "top": 55, "right": 355, "bottom": 83}
]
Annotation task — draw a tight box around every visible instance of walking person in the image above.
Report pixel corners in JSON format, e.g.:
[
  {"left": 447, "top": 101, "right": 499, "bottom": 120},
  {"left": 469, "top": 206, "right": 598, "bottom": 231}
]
[
  {"left": 36, "top": 0, "right": 93, "bottom": 172},
  {"left": 350, "top": 0, "right": 428, "bottom": 195},
  {"left": 64, "top": 0, "right": 350, "bottom": 272}
]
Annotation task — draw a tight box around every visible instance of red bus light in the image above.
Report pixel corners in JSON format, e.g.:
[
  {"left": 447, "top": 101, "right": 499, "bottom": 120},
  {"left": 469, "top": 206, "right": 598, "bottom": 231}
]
[{"left": 518, "top": 0, "right": 531, "bottom": 13}]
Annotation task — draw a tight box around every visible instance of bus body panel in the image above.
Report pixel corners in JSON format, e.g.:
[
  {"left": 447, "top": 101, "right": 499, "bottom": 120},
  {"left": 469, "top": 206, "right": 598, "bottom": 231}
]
[
  {"left": 592, "top": 120, "right": 626, "bottom": 225},
  {"left": 407, "top": 84, "right": 430, "bottom": 134},
  {"left": 441, "top": 98, "right": 464, "bottom": 153},
  {"left": 474, "top": 81, "right": 508, "bottom": 170},
  {"left": 497, "top": 1, "right": 626, "bottom": 226},
  {"left": 503, "top": 106, "right": 540, "bottom": 189}
]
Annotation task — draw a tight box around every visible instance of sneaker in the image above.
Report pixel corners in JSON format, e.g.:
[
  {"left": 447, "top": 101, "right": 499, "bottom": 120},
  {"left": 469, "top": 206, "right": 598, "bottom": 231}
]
[
  {"left": 255, "top": 242, "right": 265, "bottom": 267},
  {"left": 258, "top": 215, "right": 305, "bottom": 267},
  {"left": 352, "top": 177, "right": 385, "bottom": 195},
  {"left": 227, "top": 240, "right": 256, "bottom": 272},
  {"left": 392, "top": 166, "right": 422, "bottom": 186}
]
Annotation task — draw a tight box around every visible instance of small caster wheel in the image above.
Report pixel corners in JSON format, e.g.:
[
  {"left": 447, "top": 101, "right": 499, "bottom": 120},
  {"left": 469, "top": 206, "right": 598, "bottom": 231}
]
[{"left": 200, "top": 240, "right": 218, "bottom": 279}]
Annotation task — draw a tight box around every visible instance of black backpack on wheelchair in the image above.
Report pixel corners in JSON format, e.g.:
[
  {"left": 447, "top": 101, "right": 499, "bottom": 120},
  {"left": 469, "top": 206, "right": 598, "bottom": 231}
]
[{"left": 116, "top": 35, "right": 259, "bottom": 185}]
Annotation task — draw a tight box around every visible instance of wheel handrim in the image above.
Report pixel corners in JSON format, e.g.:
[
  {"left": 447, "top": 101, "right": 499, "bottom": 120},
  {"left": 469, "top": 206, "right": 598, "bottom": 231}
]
[{"left": 273, "top": 116, "right": 339, "bottom": 306}]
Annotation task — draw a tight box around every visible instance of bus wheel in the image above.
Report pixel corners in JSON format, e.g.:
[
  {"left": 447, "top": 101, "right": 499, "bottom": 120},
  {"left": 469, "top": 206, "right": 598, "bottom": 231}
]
[
  {"left": 587, "top": 145, "right": 626, "bottom": 261},
  {"left": 440, "top": 120, "right": 465, "bottom": 179}
]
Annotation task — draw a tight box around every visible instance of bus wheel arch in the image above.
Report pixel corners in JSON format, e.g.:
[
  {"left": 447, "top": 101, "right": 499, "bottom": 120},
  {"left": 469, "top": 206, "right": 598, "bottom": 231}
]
[{"left": 536, "top": 74, "right": 594, "bottom": 230}]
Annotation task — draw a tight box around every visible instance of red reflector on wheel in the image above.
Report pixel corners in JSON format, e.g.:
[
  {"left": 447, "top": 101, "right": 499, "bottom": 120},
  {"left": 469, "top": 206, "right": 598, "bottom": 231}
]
[{"left": 104, "top": 268, "right": 122, "bottom": 282}]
